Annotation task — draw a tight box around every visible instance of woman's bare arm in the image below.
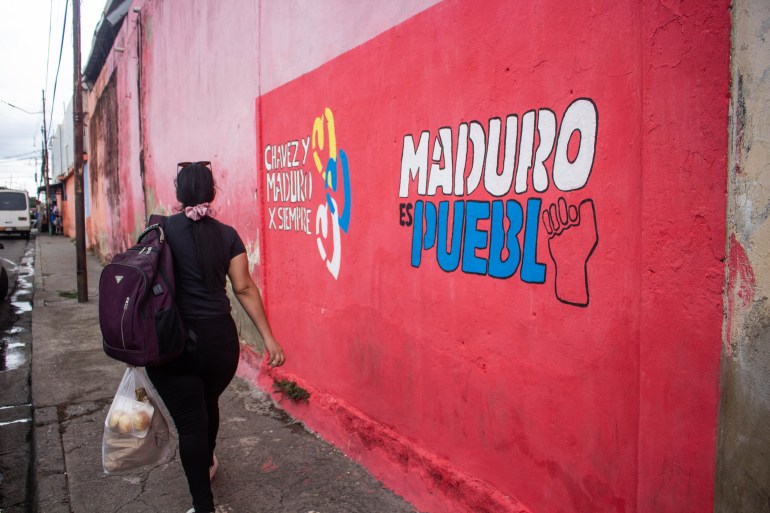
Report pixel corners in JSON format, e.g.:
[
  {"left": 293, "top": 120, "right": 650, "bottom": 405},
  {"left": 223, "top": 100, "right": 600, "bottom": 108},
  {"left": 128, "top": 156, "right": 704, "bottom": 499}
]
[{"left": 227, "top": 253, "right": 285, "bottom": 367}]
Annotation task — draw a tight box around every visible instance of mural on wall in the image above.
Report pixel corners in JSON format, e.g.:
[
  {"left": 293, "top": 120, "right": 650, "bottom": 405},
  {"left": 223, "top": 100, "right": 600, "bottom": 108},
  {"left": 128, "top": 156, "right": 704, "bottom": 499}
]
[
  {"left": 263, "top": 107, "right": 352, "bottom": 279},
  {"left": 252, "top": 0, "right": 728, "bottom": 510},
  {"left": 399, "top": 98, "right": 598, "bottom": 307}
]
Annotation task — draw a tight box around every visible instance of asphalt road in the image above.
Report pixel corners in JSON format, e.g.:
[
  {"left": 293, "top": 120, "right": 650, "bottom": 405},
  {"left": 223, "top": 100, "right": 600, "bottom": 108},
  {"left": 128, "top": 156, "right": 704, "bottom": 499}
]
[{"left": 0, "top": 233, "right": 37, "bottom": 513}]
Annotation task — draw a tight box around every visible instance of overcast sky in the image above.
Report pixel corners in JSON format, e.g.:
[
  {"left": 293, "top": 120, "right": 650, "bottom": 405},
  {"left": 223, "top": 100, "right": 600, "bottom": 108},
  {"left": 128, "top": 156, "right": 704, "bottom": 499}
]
[{"left": 0, "top": 0, "right": 104, "bottom": 197}]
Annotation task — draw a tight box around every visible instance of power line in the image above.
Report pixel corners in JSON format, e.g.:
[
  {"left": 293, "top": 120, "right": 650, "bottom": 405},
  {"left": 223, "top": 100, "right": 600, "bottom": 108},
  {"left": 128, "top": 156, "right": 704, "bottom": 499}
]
[
  {"left": 0, "top": 150, "right": 39, "bottom": 162},
  {"left": 45, "top": 0, "right": 55, "bottom": 93},
  {"left": 0, "top": 100, "right": 42, "bottom": 115},
  {"left": 48, "top": 0, "right": 70, "bottom": 141}
]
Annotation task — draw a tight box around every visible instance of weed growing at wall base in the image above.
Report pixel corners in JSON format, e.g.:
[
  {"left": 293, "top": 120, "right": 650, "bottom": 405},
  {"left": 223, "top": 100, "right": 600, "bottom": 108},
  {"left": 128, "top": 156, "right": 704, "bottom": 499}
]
[{"left": 273, "top": 379, "right": 310, "bottom": 403}]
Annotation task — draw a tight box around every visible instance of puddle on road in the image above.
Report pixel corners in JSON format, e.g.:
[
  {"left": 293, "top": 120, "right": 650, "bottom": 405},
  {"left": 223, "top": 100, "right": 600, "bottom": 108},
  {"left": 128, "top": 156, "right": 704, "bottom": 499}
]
[
  {"left": 0, "top": 242, "right": 34, "bottom": 372},
  {"left": 13, "top": 283, "right": 32, "bottom": 295},
  {"left": 2, "top": 349, "right": 24, "bottom": 370},
  {"left": 0, "top": 418, "right": 31, "bottom": 427},
  {"left": 1, "top": 336, "right": 27, "bottom": 372},
  {"left": 0, "top": 332, "right": 25, "bottom": 371},
  {"left": 0, "top": 403, "right": 31, "bottom": 410},
  {"left": 10, "top": 301, "right": 31, "bottom": 314}
]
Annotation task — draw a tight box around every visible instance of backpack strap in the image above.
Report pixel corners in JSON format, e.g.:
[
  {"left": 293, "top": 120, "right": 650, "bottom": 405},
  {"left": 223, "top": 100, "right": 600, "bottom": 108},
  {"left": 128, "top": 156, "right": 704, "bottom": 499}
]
[
  {"left": 148, "top": 214, "right": 167, "bottom": 228},
  {"left": 138, "top": 214, "right": 168, "bottom": 243},
  {"left": 140, "top": 214, "right": 174, "bottom": 295}
]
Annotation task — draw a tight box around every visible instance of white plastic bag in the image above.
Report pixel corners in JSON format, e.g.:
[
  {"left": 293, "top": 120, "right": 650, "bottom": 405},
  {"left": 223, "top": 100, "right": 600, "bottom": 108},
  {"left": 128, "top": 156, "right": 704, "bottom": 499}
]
[
  {"left": 102, "top": 367, "right": 172, "bottom": 473},
  {"left": 104, "top": 367, "right": 156, "bottom": 438}
]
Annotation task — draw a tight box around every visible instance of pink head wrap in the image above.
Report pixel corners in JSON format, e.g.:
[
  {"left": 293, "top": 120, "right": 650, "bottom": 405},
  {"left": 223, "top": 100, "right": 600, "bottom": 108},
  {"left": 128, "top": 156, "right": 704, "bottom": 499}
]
[{"left": 184, "top": 202, "right": 210, "bottom": 221}]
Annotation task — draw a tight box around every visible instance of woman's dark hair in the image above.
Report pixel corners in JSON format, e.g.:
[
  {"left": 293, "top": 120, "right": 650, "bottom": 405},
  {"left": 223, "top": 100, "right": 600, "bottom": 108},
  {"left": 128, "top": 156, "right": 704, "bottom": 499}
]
[{"left": 176, "top": 163, "right": 225, "bottom": 291}]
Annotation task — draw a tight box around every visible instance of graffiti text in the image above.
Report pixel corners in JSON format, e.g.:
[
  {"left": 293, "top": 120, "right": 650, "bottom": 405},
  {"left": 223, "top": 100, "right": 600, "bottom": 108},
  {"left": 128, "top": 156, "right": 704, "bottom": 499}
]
[
  {"left": 399, "top": 98, "right": 599, "bottom": 307},
  {"left": 264, "top": 137, "right": 310, "bottom": 171},
  {"left": 266, "top": 170, "right": 313, "bottom": 203},
  {"left": 399, "top": 98, "right": 597, "bottom": 198}
]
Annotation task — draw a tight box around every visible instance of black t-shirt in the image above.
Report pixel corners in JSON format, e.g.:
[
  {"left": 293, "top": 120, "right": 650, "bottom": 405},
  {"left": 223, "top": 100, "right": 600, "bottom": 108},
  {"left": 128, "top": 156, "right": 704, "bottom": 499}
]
[{"left": 163, "top": 213, "right": 246, "bottom": 318}]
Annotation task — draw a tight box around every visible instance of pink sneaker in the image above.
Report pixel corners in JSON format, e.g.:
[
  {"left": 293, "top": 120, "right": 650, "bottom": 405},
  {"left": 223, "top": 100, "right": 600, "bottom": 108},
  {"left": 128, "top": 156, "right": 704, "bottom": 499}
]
[{"left": 209, "top": 455, "right": 219, "bottom": 481}]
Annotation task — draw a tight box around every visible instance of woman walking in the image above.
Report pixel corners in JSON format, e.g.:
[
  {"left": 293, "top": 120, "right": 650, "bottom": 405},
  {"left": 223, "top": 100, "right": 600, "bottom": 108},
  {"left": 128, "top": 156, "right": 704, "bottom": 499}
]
[{"left": 146, "top": 161, "right": 285, "bottom": 513}]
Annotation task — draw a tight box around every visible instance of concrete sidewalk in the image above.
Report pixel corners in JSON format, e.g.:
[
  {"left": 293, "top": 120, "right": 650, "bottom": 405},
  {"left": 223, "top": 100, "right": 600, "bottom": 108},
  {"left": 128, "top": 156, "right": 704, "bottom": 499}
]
[{"left": 31, "top": 234, "right": 416, "bottom": 513}]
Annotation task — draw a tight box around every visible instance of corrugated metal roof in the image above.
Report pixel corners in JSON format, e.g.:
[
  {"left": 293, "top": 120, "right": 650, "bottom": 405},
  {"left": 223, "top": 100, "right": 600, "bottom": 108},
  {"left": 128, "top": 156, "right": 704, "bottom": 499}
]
[{"left": 82, "top": 0, "right": 132, "bottom": 89}]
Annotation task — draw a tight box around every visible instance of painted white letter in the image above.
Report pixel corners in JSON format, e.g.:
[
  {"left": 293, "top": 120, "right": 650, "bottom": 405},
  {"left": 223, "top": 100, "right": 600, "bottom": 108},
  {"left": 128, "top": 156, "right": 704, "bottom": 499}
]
[
  {"left": 531, "top": 109, "right": 556, "bottom": 193},
  {"left": 484, "top": 117, "right": 515, "bottom": 197},
  {"left": 266, "top": 173, "right": 277, "bottom": 202},
  {"left": 454, "top": 123, "right": 469, "bottom": 196},
  {"left": 466, "top": 121, "right": 486, "bottom": 194},
  {"left": 514, "top": 111, "right": 536, "bottom": 194},
  {"left": 428, "top": 127, "right": 454, "bottom": 196},
  {"left": 553, "top": 98, "right": 597, "bottom": 191},
  {"left": 400, "top": 131, "right": 429, "bottom": 197},
  {"left": 301, "top": 136, "right": 310, "bottom": 165},
  {"left": 264, "top": 145, "right": 272, "bottom": 171}
]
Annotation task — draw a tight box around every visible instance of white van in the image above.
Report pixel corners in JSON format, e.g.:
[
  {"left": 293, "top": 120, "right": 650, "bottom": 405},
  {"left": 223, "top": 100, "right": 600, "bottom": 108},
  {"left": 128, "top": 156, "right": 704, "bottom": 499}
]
[{"left": 0, "top": 189, "right": 31, "bottom": 239}]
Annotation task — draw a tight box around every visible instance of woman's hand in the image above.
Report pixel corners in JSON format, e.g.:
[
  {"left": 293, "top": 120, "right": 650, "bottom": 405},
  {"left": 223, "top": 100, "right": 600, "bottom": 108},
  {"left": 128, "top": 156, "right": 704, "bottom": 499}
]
[{"left": 263, "top": 335, "right": 285, "bottom": 367}]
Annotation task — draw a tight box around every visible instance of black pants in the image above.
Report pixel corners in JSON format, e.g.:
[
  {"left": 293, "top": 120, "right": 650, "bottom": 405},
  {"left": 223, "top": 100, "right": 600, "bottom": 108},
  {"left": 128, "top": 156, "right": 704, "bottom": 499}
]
[{"left": 147, "top": 315, "right": 239, "bottom": 513}]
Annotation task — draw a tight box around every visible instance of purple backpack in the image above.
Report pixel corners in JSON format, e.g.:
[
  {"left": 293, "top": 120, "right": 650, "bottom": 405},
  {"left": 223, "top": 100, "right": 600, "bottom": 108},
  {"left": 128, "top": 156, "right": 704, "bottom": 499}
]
[{"left": 99, "top": 215, "right": 185, "bottom": 366}]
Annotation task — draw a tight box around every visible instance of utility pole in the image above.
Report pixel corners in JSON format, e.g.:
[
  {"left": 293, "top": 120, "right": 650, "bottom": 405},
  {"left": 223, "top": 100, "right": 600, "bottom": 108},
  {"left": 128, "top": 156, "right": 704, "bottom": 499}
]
[
  {"left": 41, "top": 91, "right": 51, "bottom": 236},
  {"left": 73, "top": 0, "right": 87, "bottom": 302}
]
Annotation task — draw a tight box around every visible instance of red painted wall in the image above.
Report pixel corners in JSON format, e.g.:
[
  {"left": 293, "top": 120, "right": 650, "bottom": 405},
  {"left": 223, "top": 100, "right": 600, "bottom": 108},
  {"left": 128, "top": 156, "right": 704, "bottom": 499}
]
[
  {"left": 638, "top": 1, "right": 729, "bottom": 510},
  {"left": 254, "top": 2, "right": 728, "bottom": 512},
  {"left": 85, "top": 1, "right": 730, "bottom": 512}
]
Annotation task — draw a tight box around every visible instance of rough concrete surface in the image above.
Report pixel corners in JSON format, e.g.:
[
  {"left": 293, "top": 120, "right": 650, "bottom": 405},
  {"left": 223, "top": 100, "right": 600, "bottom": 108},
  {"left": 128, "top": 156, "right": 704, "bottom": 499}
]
[
  {"left": 716, "top": 0, "right": 770, "bottom": 511},
  {"left": 31, "top": 235, "right": 417, "bottom": 513}
]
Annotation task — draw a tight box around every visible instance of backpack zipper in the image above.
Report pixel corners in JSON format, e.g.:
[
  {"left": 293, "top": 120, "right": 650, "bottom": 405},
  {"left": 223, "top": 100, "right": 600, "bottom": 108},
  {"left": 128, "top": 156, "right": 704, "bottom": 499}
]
[
  {"left": 127, "top": 246, "right": 154, "bottom": 256},
  {"left": 121, "top": 296, "right": 130, "bottom": 348}
]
